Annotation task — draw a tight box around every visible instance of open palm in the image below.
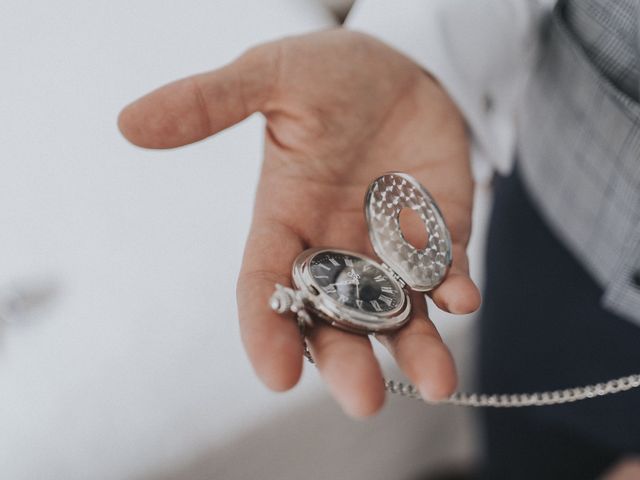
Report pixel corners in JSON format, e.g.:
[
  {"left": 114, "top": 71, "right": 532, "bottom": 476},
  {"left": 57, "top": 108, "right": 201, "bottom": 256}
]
[{"left": 119, "top": 29, "right": 480, "bottom": 417}]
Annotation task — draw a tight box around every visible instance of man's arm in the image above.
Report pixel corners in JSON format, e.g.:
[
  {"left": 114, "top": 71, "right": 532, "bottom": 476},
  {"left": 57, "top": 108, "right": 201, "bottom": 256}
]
[{"left": 347, "top": 0, "right": 551, "bottom": 179}]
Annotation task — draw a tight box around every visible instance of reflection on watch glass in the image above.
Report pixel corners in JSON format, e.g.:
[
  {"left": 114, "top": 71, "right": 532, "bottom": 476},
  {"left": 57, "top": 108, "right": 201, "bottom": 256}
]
[{"left": 309, "top": 251, "right": 401, "bottom": 313}]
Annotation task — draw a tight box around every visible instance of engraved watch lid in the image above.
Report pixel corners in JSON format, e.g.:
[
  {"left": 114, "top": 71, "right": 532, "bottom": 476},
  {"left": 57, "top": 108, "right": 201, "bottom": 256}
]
[{"left": 364, "top": 173, "right": 452, "bottom": 292}]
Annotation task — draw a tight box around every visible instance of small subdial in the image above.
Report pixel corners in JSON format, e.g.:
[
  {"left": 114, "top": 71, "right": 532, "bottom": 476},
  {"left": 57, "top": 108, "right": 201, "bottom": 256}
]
[{"left": 309, "top": 251, "right": 402, "bottom": 313}]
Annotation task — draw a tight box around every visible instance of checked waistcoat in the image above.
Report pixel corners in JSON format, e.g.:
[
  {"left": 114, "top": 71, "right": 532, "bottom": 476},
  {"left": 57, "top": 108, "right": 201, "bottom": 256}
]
[{"left": 518, "top": 0, "right": 640, "bottom": 323}]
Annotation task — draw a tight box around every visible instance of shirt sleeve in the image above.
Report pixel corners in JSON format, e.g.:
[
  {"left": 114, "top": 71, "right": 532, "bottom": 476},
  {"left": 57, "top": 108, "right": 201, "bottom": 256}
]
[{"left": 345, "top": 0, "right": 551, "bottom": 182}]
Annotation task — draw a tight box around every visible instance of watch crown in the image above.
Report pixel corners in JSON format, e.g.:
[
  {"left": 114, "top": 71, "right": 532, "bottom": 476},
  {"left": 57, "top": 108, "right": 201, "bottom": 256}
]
[{"left": 269, "top": 284, "right": 292, "bottom": 313}]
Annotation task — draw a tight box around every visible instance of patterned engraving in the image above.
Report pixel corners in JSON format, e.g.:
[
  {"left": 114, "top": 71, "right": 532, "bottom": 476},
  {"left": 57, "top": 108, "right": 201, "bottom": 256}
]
[{"left": 365, "top": 173, "right": 452, "bottom": 291}]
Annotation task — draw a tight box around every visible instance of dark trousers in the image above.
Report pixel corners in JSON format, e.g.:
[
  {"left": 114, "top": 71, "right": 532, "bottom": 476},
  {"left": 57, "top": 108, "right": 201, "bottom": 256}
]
[{"left": 477, "top": 166, "right": 640, "bottom": 479}]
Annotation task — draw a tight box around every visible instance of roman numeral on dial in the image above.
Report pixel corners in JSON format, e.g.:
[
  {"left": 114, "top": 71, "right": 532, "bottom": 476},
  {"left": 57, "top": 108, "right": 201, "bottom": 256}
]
[
  {"left": 380, "top": 286, "right": 394, "bottom": 293},
  {"left": 370, "top": 300, "right": 382, "bottom": 312},
  {"left": 379, "top": 295, "right": 393, "bottom": 307}
]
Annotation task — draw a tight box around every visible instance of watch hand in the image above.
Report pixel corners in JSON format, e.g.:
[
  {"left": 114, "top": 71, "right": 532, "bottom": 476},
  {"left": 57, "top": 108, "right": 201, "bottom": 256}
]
[{"left": 329, "top": 281, "right": 357, "bottom": 287}]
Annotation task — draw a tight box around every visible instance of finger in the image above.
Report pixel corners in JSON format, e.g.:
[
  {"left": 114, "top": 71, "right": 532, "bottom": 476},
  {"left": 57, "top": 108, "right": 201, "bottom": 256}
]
[
  {"left": 236, "top": 218, "right": 305, "bottom": 392},
  {"left": 307, "top": 324, "right": 385, "bottom": 418},
  {"left": 118, "top": 42, "right": 280, "bottom": 148},
  {"left": 377, "top": 291, "right": 457, "bottom": 402},
  {"left": 430, "top": 243, "right": 481, "bottom": 314},
  {"left": 397, "top": 199, "right": 480, "bottom": 315}
]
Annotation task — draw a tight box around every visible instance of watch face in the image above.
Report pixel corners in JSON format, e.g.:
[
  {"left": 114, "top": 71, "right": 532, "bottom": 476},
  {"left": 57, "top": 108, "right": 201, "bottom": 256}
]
[{"left": 309, "top": 251, "right": 402, "bottom": 314}]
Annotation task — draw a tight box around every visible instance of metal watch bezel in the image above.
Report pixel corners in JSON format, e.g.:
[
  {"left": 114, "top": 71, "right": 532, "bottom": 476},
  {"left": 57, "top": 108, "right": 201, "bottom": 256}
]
[{"left": 291, "top": 247, "right": 411, "bottom": 334}]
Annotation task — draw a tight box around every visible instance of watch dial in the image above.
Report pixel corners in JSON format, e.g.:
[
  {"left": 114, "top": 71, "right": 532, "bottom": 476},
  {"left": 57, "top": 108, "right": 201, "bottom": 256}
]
[{"left": 309, "top": 251, "right": 402, "bottom": 313}]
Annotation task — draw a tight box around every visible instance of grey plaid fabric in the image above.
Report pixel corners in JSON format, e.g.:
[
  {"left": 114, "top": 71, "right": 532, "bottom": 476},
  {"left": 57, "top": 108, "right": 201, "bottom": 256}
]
[
  {"left": 563, "top": 0, "right": 639, "bottom": 101},
  {"left": 517, "top": 0, "right": 640, "bottom": 324}
]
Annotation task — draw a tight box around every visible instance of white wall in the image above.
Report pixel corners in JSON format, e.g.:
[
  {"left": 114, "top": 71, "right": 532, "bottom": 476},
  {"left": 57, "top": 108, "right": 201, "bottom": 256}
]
[
  {"left": 0, "top": 2, "right": 335, "bottom": 479},
  {"left": 0, "top": 1, "right": 486, "bottom": 478}
]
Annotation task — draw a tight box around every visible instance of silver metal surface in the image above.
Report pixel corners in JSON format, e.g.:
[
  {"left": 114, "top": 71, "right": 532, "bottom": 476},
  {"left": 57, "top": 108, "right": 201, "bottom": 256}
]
[
  {"left": 289, "top": 248, "right": 411, "bottom": 334},
  {"left": 365, "top": 173, "right": 452, "bottom": 292},
  {"left": 269, "top": 284, "right": 313, "bottom": 331}
]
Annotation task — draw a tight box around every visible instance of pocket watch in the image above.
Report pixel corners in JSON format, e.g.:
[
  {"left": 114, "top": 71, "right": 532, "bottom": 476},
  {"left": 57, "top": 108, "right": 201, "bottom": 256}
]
[
  {"left": 268, "top": 172, "right": 640, "bottom": 407},
  {"left": 270, "top": 172, "right": 452, "bottom": 334}
]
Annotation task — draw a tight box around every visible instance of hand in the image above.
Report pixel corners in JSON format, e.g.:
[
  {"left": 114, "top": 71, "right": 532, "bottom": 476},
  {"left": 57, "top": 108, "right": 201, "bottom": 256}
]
[
  {"left": 118, "top": 29, "right": 481, "bottom": 417},
  {"left": 602, "top": 457, "right": 640, "bottom": 480}
]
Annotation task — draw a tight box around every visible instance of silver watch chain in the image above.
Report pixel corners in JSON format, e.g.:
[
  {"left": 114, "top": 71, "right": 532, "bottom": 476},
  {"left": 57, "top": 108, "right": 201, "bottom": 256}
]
[{"left": 270, "top": 285, "right": 640, "bottom": 408}]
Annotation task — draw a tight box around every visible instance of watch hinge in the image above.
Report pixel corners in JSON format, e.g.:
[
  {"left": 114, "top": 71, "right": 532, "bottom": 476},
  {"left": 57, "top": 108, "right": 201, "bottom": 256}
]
[{"left": 381, "top": 262, "right": 406, "bottom": 289}]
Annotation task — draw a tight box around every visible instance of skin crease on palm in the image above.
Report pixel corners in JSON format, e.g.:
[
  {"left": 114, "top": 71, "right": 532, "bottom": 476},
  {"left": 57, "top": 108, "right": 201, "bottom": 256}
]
[{"left": 118, "top": 29, "right": 482, "bottom": 418}]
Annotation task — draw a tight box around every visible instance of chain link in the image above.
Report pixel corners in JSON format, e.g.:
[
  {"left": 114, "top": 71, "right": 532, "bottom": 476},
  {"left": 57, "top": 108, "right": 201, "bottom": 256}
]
[
  {"left": 270, "top": 284, "right": 640, "bottom": 408},
  {"left": 384, "top": 374, "right": 640, "bottom": 407}
]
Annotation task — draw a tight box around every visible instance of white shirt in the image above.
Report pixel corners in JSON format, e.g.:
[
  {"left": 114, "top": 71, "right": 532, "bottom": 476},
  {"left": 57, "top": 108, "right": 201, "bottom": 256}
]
[{"left": 346, "top": 0, "right": 553, "bottom": 183}]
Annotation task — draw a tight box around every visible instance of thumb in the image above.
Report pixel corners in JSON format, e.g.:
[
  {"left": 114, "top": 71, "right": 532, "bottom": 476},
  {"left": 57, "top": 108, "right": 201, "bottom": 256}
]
[{"left": 118, "top": 43, "right": 279, "bottom": 149}]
